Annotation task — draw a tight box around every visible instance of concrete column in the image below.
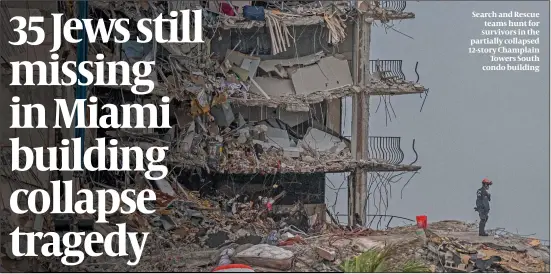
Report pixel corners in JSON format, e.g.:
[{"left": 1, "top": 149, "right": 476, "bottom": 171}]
[{"left": 349, "top": 12, "right": 372, "bottom": 227}]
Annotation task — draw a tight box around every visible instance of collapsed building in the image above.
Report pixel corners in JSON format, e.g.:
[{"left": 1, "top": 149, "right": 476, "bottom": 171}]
[
  {"left": 79, "top": 0, "right": 426, "bottom": 228},
  {"left": 0, "top": 0, "right": 442, "bottom": 272}
]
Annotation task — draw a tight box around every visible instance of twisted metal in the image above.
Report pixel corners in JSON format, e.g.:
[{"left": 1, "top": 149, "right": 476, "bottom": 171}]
[
  {"left": 414, "top": 61, "right": 420, "bottom": 83},
  {"left": 370, "top": 59, "right": 406, "bottom": 82},
  {"left": 368, "top": 136, "right": 404, "bottom": 165},
  {"left": 410, "top": 139, "right": 418, "bottom": 165},
  {"left": 412, "top": 62, "right": 431, "bottom": 113},
  {"left": 377, "top": 1, "right": 407, "bottom": 13}
]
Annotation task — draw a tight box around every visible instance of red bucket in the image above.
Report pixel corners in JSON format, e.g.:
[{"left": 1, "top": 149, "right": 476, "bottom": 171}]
[{"left": 416, "top": 215, "right": 427, "bottom": 229}]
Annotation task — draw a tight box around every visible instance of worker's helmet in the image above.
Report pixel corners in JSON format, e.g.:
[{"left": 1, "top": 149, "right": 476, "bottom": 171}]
[{"left": 482, "top": 178, "right": 493, "bottom": 185}]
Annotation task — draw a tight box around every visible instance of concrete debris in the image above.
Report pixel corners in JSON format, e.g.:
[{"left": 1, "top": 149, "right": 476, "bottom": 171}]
[
  {"left": 369, "top": 77, "right": 426, "bottom": 95},
  {"left": 152, "top": 177, "right": 177, "bottom": 197},
  {"left": 300, "top": 128, "right": 347, "bottom": 154},
  {"left": 206, "top": 231, "right": 230, "bottom": 248},
  {"left": 32, "top": 214, "right": 43, "bottom": 232},
  {"left": 224, "top": 49, "right": 261, "bottom": 80},
  {"left": 315, "top": 246, "right": 337, "bottom": 261},
  {"left": 236, "top": 235, "right": 263, "bottom": 245},
  {"left": 82, "top": 0, "right": 423, "bottom": 109},
  {"left": 217, "top": 247, "right": 235, "bottom": 266},
  {"left": 291, "top": 56, "right": 353, "bottom": 95},
  {"left": 2, "top": 179, "right": 324, "bottom": 272},
  {"left": 167, "top": 117, "right": 420, "bottom": 175},
  {"left": 1, "top": 1, "right": 433, "bottom": 273},
  {"left": 265, "top": 126, "right": 292, "bottom": 148},
  {"left": 249, "top": 77, "right": 294, "bottom": 98},
  {"left": 418, "top": 228, "right": 550, "bottom": 273},
  {"left": 160, "top": 215, "right": 176, "bottom": 231},
  {"left": 259, "top": 52, "right": 326, "bottom": 78},
  {"left": 2, "top": 183, "right": 545, "bottom": 273},
  {"left": 233, "top": 244, "right": 295, "bottom": 270},
  {"left": 88, "top": 2, "right": 418, "bottom": 111},
  {"left": 211, "top": 101, "right": 235, "bottom": 127},
  {"left": 283, "top": 147, "right": 302, "bottom": 159}
]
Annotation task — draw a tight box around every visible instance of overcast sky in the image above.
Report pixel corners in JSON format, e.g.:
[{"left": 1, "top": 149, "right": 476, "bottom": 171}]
[{"left": 327, "top": 1, "right": 550, "bottom": 239}]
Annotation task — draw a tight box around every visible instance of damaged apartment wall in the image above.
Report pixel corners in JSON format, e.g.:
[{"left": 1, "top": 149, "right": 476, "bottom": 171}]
[
  {"left": 209, "top": 22, "right": 354, "bottom": 133},
  {"left": 0, "top": 2, "right": 445, "bottom": 272},
  {"left": 231, "top": 103, "right": 327, "bottom": 128},
  {"left": 211, "top": 23, "right": 354, "bottom": 60},
  {"left": 179, "top": 172, "right": 326, "bottom": 205}
]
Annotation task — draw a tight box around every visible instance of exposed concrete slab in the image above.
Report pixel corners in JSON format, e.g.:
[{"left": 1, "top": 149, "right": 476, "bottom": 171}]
[
  {"left": 265, "top": 127, "right": 291, "bottom": 148},
  {"left": 290, "top": 56, "right": 352, "bottom": 95},
  {"left": 259, "top": 51, "right": 325, "bottom": 78},
  {"left": 234, "top": 244, "right": 294, "bottom": 270},
  {"left": 301, "top": 128, "right": 346, "bottom": 154},
  {"left": 249, "top": 77, "right": 295, "bottom": 97},
  {"left": 225, "top": 49, "right": 261, "bottom": 79}
]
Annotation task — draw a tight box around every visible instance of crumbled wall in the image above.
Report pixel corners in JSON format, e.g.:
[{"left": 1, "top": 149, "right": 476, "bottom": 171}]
[{"left": 211, "top": 23, "right": 354, "bottom": 61}]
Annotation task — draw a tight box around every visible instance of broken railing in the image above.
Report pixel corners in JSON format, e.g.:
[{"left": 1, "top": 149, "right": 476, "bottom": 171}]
[
  {"left": 368, "top": 136, "right": 404, "bottom": 165},
  {"left": 370, "top": 60, "right": 426, "bottom": 89},
  {"left": 370, "top": 60, "right": 409, "bottom": 82},
  {"left": 376, "top": 1, "right": 407, "bottom": 13}
]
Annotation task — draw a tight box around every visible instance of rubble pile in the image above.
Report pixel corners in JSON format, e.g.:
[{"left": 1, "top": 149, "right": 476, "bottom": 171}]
[
  {"left": 290, "top": 221, "right": 550, "bottom": 273},
  {"left": 89, "top": 0, "right": 425, "bottom": 108},
  {"left": 166, "top": 116, "right": 420, "bottom": 174},
  {"left": 418, "top": 229, "right": 550, "bottom": 272},
  {"left": 91, "top": 1, "right": 353, "bottom": 30},
  {"left": 368, "top": 221, "right": 550, "bottom": 273},
  {"left": 1, "top": 1, "right": 434, "bottom": 273},
  {"left": 157, "top": 51, "right": 423, "bottom": 174},
  {"left": 0, "top": 179, "right": 325, "bottom": 272},
  {"left": 84, "top": 0, "right": 425, "bottom": 176},
  {"left": 163, "top": 50, "right": 364, "bottom": 112},
  {"left": 3, "top": 200, "right": 548, "bottom": 273}
]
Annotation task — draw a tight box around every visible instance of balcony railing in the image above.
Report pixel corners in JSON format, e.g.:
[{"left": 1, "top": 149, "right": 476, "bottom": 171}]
[
  {"left": 370, "top": 60, "right": 405, "bottom": 82},
  {"left": 370, "top": 60, "right": 423, "bottom": 84},
  {"left": 368, "top": 136, "right": 404, "bottom": 165},
  {"left": 341, "top": 136, "right": 418, "bottom": 165},
  {"left": 377, "top": 1, "right": 407, "bottom": 13}
]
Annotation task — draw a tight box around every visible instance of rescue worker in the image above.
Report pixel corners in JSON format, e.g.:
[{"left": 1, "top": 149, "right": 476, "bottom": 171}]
[{"left": 474, "top": 178, "right": 492, "bottom": 236}]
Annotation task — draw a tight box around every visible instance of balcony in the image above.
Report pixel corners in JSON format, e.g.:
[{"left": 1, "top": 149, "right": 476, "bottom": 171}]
[
  {"left": 378, "top": 1, "right": 407, "bottom": 13},
  {"left": 368, "top": 136, "right": 404, "bottom": 165},
  {"left": 367, "top": 1, "right": 415, "bottom": 21},
  {"left": 340, "top": 136, "right": 418, "bottom": 166},
  {"left": 367, "top": 136, "right": 418, "bottom": 166},
  {"left": 368, "top": 60, "right": 427, "bottom": 95}
]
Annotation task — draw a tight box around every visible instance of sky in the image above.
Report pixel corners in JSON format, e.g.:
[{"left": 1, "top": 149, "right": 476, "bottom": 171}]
[{"left": 327, "top": 1, "right": 550, "bottom": 239}]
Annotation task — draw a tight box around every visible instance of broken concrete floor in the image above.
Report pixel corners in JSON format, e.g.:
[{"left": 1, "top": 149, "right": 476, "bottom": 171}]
[{"left": 4, "top": 218, "right": 546, "bottom": 272}]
